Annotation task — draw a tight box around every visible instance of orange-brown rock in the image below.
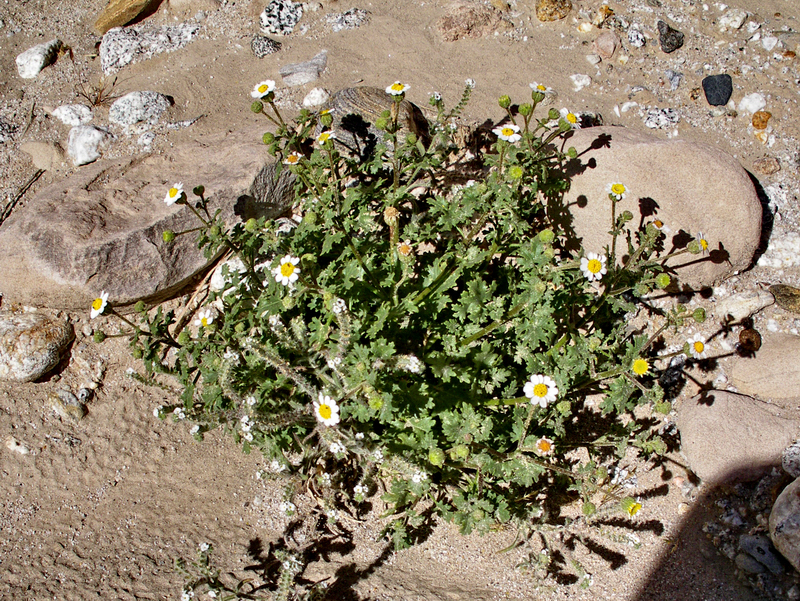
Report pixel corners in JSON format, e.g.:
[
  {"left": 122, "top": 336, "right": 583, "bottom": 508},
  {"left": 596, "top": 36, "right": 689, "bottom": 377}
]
[
  {"left": 94, "top": 0, "right": 160, "bottom": 35},
  {"left": 752, "top": 110, "right": 772, "bottom": 129},
  {"left": 536, "top": 0, "right": 571, "bottom": 22}
]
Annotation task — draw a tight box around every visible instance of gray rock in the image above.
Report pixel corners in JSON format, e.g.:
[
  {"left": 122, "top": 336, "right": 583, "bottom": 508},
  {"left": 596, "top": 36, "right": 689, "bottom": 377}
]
[
  {"left": 251, "top": 35, "right": 281, "bottom": 58},
  {"left": 642, "top": 107, "right": 680, "bottom": 129},
  {"left": 564, "top": 126, "right": 762, "bottom": 287},
  {"left": 67, "top": 125, "right": 112, "bottom": 166},
  {"left": 279, "top": 50, "right": 327, "bottom": 87},
  {"left": 658, "top": 20, "right": 684, "bottom": 53},
  {"left": 677, "top": 391, "right": 799, "bottom": 484},
  {"left": 0, "top": 131, "right": 294, "bottom": 309},
  {"left": 52, "top": 104, "right": 93, "bottom": 127},
  {"left": 702, "top": 74, "right": 733, "bottom": 106},
  {"left": 327, "top": 8, "right": 370, "bottom": 33},
  {"left": 109, "top": 91, "right": 172, "bottom": 126},
  {"left": 20, "top": 141, "right": 66, "bottom": 172},
  {"left": 783, "top": 440, "right": 800, "bottom": 478},
  {"left": 0, "top": 310, "right": 74, "bottom": 382},
  {"left": 739, "top": 534, "right": 784, "bottom": 574},
  {"left": 729, "top": 333, "right": 800, "bottom": 403},
  {"left": 735, "top": 552, "right": 766, "bottom": 574},
  {"left": 15, "top": 39, "right": 62, "bottom": 79},
  {"left": 628, "top": 27, "right": 646, "bottom": 48},
  {"left": 770, "top": 476, "right": 800, "bottom": 571},
  {"left": 664, "top": 69, "right": 683, "bottom": 91},
  {"left": 0, "top": 119, "right": 17, "bottom": 144},
  {"left": 100, "top": 23, "right": 200, "bottom": 74},
  {"left": 260, "top": 0, "right": 303, "bottom": 35}
]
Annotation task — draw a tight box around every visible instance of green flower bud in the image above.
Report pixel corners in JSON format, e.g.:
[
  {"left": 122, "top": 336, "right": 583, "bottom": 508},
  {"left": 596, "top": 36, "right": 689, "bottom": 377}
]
[
  {"left": 531, "top": 90, "right": 545, "bottom": 103},
  {"left": 556, "top": 400, "right": 571, "bottom": 416},
  {"left": 134, "top": 301, "right": 146, "bottom": 313},
  {"left": 567, "top": 146, "right": 578, "bottom": 158},
  {"left": 209, "top": 225, "right": 221, "bottom": 237},
  {"left": 588, "top": 336, "right": 602, "bottom": 351},
  {"left": 450, "top": 444, "right": 470, "bottom": 461},
  {"left": 633, "top": 282, "right": 650, "bottom": 297},
  {"left": 234, "top": 322, "right": 246, "bottom": 333},
  {"left": 582, "top": 501, "right": 596, "bottom": 517},
  {"left": 543, "top": 247, "right": 556, "bottom": 259},
  {"left": 132, "top": 346, "right": 143, "bottom": 359},
  {"left": 534, "top": 280, "right": 547, "bottom": 294},
  {"left": 470, "top": 509, "right": 485, "bottom": 521},
  {"left": 428, "top": 448, "right": 445, "bottom": 467},
  {"left": 192, "top": 185, "right": 205, "bottom": 197},
  {"left": 655, "top": 273, "right": 671, "bottom": 289},
  {"left": 687, "top": 240, "right": 701, "bottom": 254},
  {"left": 244, "top": 218, "right": 258, "bottom": 233},
  {"left": 93, "top": 330, "right": 106, "bottom": 343},
  {"left": 498, "top": 95, "right": 511, "bottom": 109},
  {"left": 692, "top": 308, "right": 706, "bottom": 323},
  {"left": 655, "top": 401, "right": 672, "bottom": 415},
  {"left": 250, "top": 100, "right": 264, "bottom": 114},
  {"left": 406, "top": 132, "right": 417, "bottom": 145},
  {"left": 519, "top": 103, "right": 533, "bottom": 116},
  {"left": 368, "top": 395, "right": 384, "bottom": 411},
  {"left": 262, "top": 132, "right": 276, "bottom": 145},
  {"left": 320, "top": 113, "right": 333, "bottom": 127},
  {"left": 177, "top": 331, "right": 190, "bottom": 345},
  {"left": 621, "top": 210, "right": 634, "bottom": 222},
  {"left": 538, "top": 228, "right": 555, "bottom": 244},
  {"left": 162, "top": 229, "right": 175, "bottom": 244},
  {"left": 507, "top": 165, "right": 524, "bottom": 180},
  {"left": 374, "top": 116, "right": 389, "bottom": 131},
  {"left": 548, "top": 108, "right": 560, "bottom": 121},
  {"left": 559, "top": 118, "right": 572, "bottom": 132}
]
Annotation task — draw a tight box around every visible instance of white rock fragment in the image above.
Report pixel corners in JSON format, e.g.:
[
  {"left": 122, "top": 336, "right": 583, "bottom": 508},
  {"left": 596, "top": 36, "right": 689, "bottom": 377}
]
[
  {"left": 100, "top": 24, "right": 200, "bottom": 74},
  {"left": 586, "top": 54, "right": 601, "bottom": 66},
  {"left": 714, "top": 290, "right": 774, "bottom": 322},
  {"left": 5, "top": 436, "right": 29, "bottom": 455},
  {"left": 15, "top": 39, "right": 62, "bottom": 79},
  {"left": 746, "top": 21, "right": 760, "bottom": 34},
  {"left": 738, "top": 92, "right": 766, "bottom": 114},
  {"left": 757, "top": 232, "right": 800, "bottom": 269},
  {"left": 52, "top": 104, "right": 93, "bottom": 126},
  {"left": 718, "top": 9, "right": 747, "bottom": 32},
  {"left": 68, "top": 125, "right": 112, "bottom": 166},
  {"left": 762, "top": 36, "right": 778, "bottom": 51},
  {"left": 279, "top": 50, "right": 327, "bottom": 86},
  {"left": 109, "top": 91, "right": 171, "bottom": 126},
  {"left": 302, "top": 87, "right": 329, "bottom": 108},
  {"left": 621, "top": 101, "right": 638, "bottom": 113},
  {"left": 570, "top": 74, "right": 592, "bottom": 92}
]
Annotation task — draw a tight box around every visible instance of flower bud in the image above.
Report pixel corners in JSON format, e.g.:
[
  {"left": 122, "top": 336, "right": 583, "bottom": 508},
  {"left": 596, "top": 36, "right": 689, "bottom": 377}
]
[
  {"left": 93, "top": 330, "right": 106, "bottom": 343},
  {"left": 498, "top": 95, "right": 511, "bottom": 109},
  {"left": 548, "top": 108, "right": 560, "bottom": 121},
  {"left": 450, "top": 444, "right": 470, "bottom": 461},
  {"left": 250, "top": 100, "right": 264, "bottom": 114},
  {"left": 234, "top": 322, "right": 246, "bottom": 333},
  {"left": 567, "top": 146, "right": 578, "bottom": 158},
  {"left": 518, "top": 103, "right": 533, "bottom": 116},
  {"left": 209, "top": 225, "right": 221, "bottom": 237},
  {"left": 588, "top": 336, "right": 601, "bottom": 350},
  {"left": 507, "top": 165, "right": 524, "bottom": 180},
  {"left": 655, "top": 273, "right": 671, "bottom": 289},
  {"left": 559, "top": 118, "right": 572, "bottom": 132},
  {"left": 177, "top": 331, "right": 190, "bottom": 345},
  {"left": 428, "top": 448, "right": 445, "bottom": 467},
  {"left": 687, "top": 240, "right": 701, "bottom": 254},
  {"left": 538, "top": 228, "right": 555, "bottom": 244},
  {"left": 406, "top": 132, "right": 417, "bottom": 145},
  {"left": 245, "top": 218, "right": 258, "bottom": 233},
  {"left": 582, "top": 501, "right": 596, "bottom": 516},
  {"left": 192, "top": 185, "right": 205, "bottom": 197},
  {"left": 633, "top": 282, "right": 650, "bottom": 297},
  {"left": 134, "top": 301, "right": 146, "bottom": 313},
  {"left": 620, "top": 496, "right": 642, "bottom": 517},
  {"left": 655, "top": 401, "right": 673, "bottom": 415},
  {"left": 162, "top": 229, "right": 175, "bottom": 243},
  {"left": 543, "top": 247, "right": 556, "bottom": 259},
  {"left": 320, "top": 113, "right": 333, "bottom": 127},
  {"left": 262, "top": 132, "right": 275, "bottom": 145},
  {"left": 374, "top": 116, "right": 389, "bottom": 130},
  {"left": 132, "top": 346, "right": 143, "bottom": 359},
  {"left": 692, "top": 308, "right": 706, "bottom": 323},
  {"left": 621, "top": 210, "right": 634, "bottom": 222},
  {"left": 368, "top": 395, "right": 384, "bottom": 411},
  {"left": 531, "top": 91, "right": 545, "bottom": 103}
]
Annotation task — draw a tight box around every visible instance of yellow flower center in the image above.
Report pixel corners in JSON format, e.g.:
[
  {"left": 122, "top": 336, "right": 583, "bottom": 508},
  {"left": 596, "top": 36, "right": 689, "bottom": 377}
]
[
  {"left": 390, "top": 83, "right": 405, "bottom": 92},
  {"left": 258, "top": 84, "right": 269, "bottom": 94},
  {"left": 536, "top": 84, "right": 546, "bottom": 91},
  {"left": 537, "top": 439, "right": 552, "bottom": 453},
  {"left": 653, "top": 219, "right": 664, "bottom": 228},
  {"left": 169, "top": 187, "right": 179, "bottom": 198},
  {"left": 533, "top": 383, "right": 548, "bottom": 398},
  {"left": 92, "top": 298, "right": 103, "bottom": 310},
  {"left": 587, "top": 259, "right": 602, "bottom": 274},
  {"left": 566, "top": 113, "right": 578, "bottom": 124},
  {"left": 699, "top": 238, "right": 708, "bottom": 250},
  {"left": 611, "top": 183, "right": 626, "bottom": 195},
  {"left": 632, "top": 359, "right": 649, "bottom": 375},
  {"left": 318, "top": 404, "right": 332, "bottom": 420},
  {"left": 693, "top": 341, "right": 705, "bottom": 354},
  {"left": 398, "top": 243, "right": 412, "bottom": 256},
  {"left": 280, "top": 262, "right": 296, "bottom": 278},
  {"left": 501, "top": 127, "right": 515, "bottom": 137},
  {"left": 201, "top": 317, "right": 209, "bottom": 327},
  {"left": 627, "top": 502, "right": 642, "bottom": 516},
  {"left": 287, "top": 154, "right": 299, "bottom": 164},
  {"left": 319, "top": 133, "right": 330, "bottom": 143}
]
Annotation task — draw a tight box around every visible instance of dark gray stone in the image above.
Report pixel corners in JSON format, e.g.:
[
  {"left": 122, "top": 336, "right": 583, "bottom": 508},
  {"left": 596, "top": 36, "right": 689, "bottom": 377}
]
[
  {"left": 251, "top": 35, "right": 281, "bottom": 58},
  {"left": 739, "top": 534, "right": 785, "bottom": 574},
  {"left": 702, "top": 74, "right": 733, "bottom": 106},
  {"left": 658, "top": 20, "right": 684, "bottom": 53},
  {"left": 0, "top": 119, "right": 16, "bottom": 144}
]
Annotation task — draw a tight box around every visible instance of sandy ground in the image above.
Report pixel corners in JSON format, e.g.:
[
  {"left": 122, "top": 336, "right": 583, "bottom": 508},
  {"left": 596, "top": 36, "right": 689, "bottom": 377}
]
[{"left": 2, "top": 0, "right": 800, "bottom": 598}]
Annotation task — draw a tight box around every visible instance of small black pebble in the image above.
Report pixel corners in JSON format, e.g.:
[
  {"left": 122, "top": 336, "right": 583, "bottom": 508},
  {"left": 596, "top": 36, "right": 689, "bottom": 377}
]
[
  {"left": 702, "top": 74, "right": 733, "bottom": 106},
  {"left": 658, "top": 20, "right": 684, "bottom": 53}
]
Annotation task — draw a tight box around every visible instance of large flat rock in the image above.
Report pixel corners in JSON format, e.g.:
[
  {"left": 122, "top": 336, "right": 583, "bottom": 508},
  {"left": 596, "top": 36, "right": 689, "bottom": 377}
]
[
  {"left": 0, "top": 132, "right": 293, "bottom": 309},
  {"left": 564, "top": 126, "right": 762, "bottom": 288}
]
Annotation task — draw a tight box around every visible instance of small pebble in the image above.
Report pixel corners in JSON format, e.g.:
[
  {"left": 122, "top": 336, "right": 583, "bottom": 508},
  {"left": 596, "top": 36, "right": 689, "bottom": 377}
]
[
  {"left": 752, "top": 110, "right": 772, "bottom": 129},
  {"left": 739, "top": 534, "right": 784, "bottom": 574},
  {"left": 738, "top": 92, "right": 766, "bottom": 114},
  {"left": 752, "top": 156, "right": 780, "bottom": 175},
  {"left": 762, "top": 36, "right": 778, "bottom": 52},
  {"left": 586, "top": 54, "right": 601, "bottom": 66},
  {"left": 658, "top": 20, "right": 684, "bottom": 53},
  {"left": 302, "top": 87, "right": 329, "bottom": 107},
  {"left": 665, "top": 69, "right": 683, "bottom": 91},
  {"left": 701, "top": 74, "right": 733, "bottom": 106},
  {"left": 5, "top": 436, "right": 29, "bottom": 455},
  {"left": 592, "top": 30, "right": 619, "bottom": 60},
  {"left": 570, "top": 73, "right": 591, "bottom": 91},
  {"left": 628, "top": 27, "right": 646, "bottom": 48},
  {"left": 251, "top": 35, "right": 281, "bottom": 58},
  {"left": 718, "top": 8, "right": 747, "bottom": 32}
]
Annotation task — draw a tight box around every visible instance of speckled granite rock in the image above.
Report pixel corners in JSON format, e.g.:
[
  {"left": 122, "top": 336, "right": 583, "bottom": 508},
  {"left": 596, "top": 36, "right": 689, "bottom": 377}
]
[{"left": 0, "top": 311, "right": 74, "bottom": 382}]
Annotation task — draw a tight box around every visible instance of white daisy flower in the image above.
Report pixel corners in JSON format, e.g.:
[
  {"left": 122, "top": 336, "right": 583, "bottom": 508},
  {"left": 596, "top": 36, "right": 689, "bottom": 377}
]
[
  {"left": 535, "top": 437, "right": 555, "bottom": 456},
  {"left": 283, "top": 151, "right": 303, "bottom": 166},
  {"left": 332, "top": 298, "right": 346, "bottom": 314},
  {"left": 279, "top": 500, "right": 297, "bottom": 515},
  {"left": 329, "top": 441, "right": 346, "bottom": 454},
  {"left": 386, "top": 81, "right": 410, "bottom": 96},
  {"left": 245, "top": 395, "right": 257, "bottom": 407},
  {"left": 530, "top": 81, "right": 553, "bottom": 94},
  {"left": 492, "top": 123, "right": 522, "bottom": 143},
  {"left": 190, "top": 424, "right": 200, "bottom": 435},
  {"left": 411, "top": 471, "right": 428, "bottom": 484},
  {"left": 523, "top": 374, "right": 559, "bottom": 408},
  {"left": 316, "top": 130, "right": 336, "bottom": 146},
  {"left": 164, "top": 182, "right": 185, "bottom": 206},
  {"left": 90, "top": 291, "right": 109, "bottom": 319},
  {"left": 580, "top": 252, "right": 607, "bottom": 282},
  {"left": 559, "top": 108, "right": 581, "bottom": 129},
  {"left": 153, "top": 406, "right": 163, "bottom": 418},
  {"left": 314, "top": 394, "right": 340, "bottom": 426},
  {"left": 194, "top": 308, "right": 214, "bottom": 328},
  {"left": 686, "top": 334, "right": 708, "bottom": 359},
  {"left": 243, "top": 432, "right": 254, "bottom": 442},
  {"left": 199, "top": 542, "right": 210, "bottom": 552},
  {"left": 465, "top": 78, "right": 476, "bottom": 89},
  {"left": 607, "top": 182, "right": 627, "bottom": 200},
  {"left": 696, "top": 231, "right": 710, "bottom": 256},
  {"left": 251, "top": 80, "right": 276, "bottom": 99},
  {"left": 273, "top": 255, "right": 301, "bottom": 286}
]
